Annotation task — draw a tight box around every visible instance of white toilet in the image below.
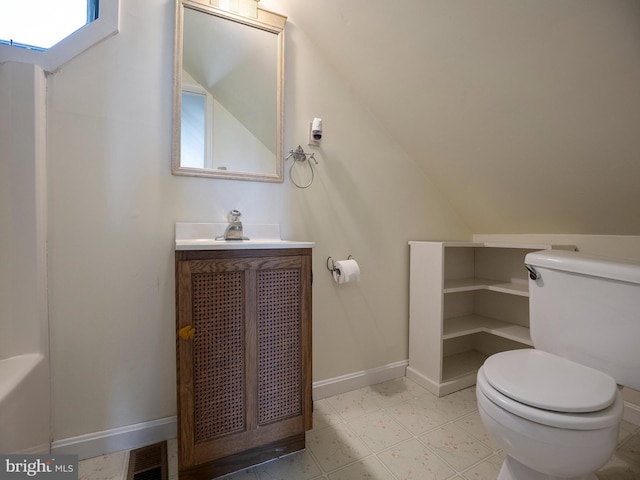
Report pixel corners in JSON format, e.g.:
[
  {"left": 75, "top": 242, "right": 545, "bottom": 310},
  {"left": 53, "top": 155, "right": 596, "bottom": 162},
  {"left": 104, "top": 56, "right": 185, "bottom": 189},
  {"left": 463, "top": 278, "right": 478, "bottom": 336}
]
[{"left": 476, "top": 250, "right": 640, "bottom": 480}]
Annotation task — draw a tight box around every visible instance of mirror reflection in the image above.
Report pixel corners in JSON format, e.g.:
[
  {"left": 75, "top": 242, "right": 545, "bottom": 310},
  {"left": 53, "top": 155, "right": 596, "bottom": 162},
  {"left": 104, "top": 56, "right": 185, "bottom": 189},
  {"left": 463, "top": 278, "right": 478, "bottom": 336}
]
[{"left": 172, "top": 0, "right": 286, "bottom": 182}]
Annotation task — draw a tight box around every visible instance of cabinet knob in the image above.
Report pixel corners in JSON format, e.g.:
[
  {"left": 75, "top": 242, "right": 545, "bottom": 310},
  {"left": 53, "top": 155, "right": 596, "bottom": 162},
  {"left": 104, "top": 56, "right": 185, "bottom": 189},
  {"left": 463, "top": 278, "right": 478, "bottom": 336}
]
[{"left": 178, "top": 325, "right": 195, "bottom": 340}]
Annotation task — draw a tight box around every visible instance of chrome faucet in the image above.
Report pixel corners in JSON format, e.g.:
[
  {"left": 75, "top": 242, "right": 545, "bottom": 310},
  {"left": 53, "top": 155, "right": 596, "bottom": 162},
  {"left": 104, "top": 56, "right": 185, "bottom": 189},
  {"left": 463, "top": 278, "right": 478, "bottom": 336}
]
[{"left": 223, "top": 210, "right": 247, "bottom": 240}]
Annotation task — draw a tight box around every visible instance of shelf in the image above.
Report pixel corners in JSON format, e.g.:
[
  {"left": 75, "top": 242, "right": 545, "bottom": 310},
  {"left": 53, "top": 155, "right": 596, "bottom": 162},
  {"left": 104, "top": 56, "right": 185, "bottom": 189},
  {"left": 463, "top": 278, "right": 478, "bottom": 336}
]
[
  {"left": 409, "top": 241, "right": 574, "bottom": 396},
  {"left": 444, "top": 278, "right": 529, "bottom": 297},
  {"left": 411, "top": 241, "right": 576, "bottom": 251},
  {"left": 442, "top": 350, "right": 488, "bottom": 382},
  {"left": 481, "top": 242, "right": 576, "bottom": 251},
  {"left": 443, "top": 315, "right": 533, "bottom": 346},
  {"left": 444, "top": 277, "right": 500, "bottom": 293},
  {"left": 490, "top": 282, "right": 528, "bottom": 296}
]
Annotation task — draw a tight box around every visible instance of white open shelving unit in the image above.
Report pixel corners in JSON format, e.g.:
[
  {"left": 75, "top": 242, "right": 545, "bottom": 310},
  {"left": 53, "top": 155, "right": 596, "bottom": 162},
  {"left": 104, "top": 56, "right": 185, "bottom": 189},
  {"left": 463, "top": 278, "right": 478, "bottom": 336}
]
[{"left": 406, "top": 241, "right": 576, "bottom": 396}]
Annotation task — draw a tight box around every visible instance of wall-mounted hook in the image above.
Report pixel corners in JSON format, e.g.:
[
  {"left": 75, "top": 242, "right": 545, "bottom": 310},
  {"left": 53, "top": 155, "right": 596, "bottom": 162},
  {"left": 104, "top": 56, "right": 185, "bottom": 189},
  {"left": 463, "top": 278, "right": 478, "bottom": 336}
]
[
  {"left": 286, "top": 145, "right": 317, "bottom": 164},
  {"left": 285, "top": 145, "right": 318, "bottom": 188}
]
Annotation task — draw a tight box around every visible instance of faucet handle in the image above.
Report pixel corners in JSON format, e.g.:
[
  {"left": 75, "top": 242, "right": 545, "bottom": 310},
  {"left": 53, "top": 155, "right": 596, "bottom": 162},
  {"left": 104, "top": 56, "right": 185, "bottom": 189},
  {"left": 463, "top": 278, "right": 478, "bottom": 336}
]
[{"left": 229, "top": 210, "right": 242, "bottom": 221}]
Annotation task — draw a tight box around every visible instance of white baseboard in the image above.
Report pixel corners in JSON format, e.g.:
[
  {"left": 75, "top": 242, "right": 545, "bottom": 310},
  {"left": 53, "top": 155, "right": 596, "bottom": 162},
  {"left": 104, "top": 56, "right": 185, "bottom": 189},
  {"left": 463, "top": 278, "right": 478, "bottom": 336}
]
[
  {"left": 623, "top": 401, "right": 640, "bottom": 427},
  {"left": 49, "top": 360, "right": 409, "bottom": 460},
  {"left": 405, "top": 366, "right": 441, "bottom": 396},
  {"left": 16, "top": 443, "right": 50, "bottom": 455},
  {"left": 406, "top": 366, "right": 478, "bottom": 397},
  {"left": 51, "top": 416, "right": 177, "bottom": 460},
  {"left": 312, "top": 360, "right": 408, "bottom": 400},
  {"left": 48, "top": 365, "right": 636, "bottom": 461}
]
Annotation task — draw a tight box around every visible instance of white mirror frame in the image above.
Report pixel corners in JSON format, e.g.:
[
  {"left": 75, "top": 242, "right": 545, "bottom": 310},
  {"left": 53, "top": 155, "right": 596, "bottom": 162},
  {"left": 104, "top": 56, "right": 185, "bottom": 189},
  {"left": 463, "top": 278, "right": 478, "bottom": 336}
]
[{"left": 172, "top": 0, "right": 286, "bottom": 182}]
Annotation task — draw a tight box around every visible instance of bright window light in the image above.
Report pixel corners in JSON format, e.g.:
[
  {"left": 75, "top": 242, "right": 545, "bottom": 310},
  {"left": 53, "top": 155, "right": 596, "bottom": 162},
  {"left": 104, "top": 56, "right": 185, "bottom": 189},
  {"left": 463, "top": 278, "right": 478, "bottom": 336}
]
[{"left": 0, "top": 0, "right": 97, "bottom": 50}]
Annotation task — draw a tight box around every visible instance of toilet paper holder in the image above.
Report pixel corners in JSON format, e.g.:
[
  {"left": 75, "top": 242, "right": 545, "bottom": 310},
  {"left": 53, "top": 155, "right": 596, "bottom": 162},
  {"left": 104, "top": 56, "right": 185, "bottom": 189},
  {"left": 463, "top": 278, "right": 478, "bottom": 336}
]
[{"left": 326, "top": 255, "right": 354, "bottom": 275}]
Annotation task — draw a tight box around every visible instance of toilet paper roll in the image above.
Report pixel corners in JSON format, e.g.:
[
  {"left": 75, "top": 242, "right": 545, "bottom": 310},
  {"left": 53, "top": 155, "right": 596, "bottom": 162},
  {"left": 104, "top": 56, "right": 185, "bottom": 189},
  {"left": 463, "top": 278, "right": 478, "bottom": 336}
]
[{"left": 333, "top": 259, "right": 360, "bottom": 284}]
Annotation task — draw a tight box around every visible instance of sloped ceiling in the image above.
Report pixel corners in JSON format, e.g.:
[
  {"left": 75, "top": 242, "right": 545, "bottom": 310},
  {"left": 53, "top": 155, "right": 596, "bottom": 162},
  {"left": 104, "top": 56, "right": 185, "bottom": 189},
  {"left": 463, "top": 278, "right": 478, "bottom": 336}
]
[{"left": 271, "top": 0, "right": 640, "bottom": 234}]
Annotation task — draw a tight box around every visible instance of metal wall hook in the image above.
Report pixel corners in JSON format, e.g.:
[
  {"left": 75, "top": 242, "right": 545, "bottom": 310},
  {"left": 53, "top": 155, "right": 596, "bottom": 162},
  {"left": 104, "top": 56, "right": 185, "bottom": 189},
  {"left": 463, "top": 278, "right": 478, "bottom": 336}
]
[
  {"left": 286, "top": 145, "right": 317, "bottom": 164},
  {"left": 286, "top": 145, "right": 318, "bottom": 188}
]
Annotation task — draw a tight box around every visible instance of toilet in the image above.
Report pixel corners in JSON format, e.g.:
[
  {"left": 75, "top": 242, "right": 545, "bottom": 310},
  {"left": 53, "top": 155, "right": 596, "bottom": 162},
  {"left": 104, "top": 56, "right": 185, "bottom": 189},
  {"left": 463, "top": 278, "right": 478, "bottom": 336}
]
[{"left": 476, "top": 250, "right": 640, "bottom": 480}]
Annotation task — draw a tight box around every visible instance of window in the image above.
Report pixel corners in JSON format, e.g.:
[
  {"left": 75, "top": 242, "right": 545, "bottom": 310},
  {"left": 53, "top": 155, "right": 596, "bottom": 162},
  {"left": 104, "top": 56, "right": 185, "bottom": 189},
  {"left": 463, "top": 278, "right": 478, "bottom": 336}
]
[
  {"left": 0, "top": 0, "right": 99, "bottom": 51},
  {"left": 0, "top": 0, "right": 118, "bottom": 72},
  {"left": 181, "top": 83, "right": 214, "bottom": 169},
  {"left": 181, "top": 91, "right": 208, "bottom": 169}
]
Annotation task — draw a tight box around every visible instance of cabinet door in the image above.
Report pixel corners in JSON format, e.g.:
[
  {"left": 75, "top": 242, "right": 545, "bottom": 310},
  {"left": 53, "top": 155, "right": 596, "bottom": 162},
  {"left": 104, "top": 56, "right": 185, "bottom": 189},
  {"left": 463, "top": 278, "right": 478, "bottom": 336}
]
[{"left": 176, "top": 253, "right": 311, "bottom": 471}]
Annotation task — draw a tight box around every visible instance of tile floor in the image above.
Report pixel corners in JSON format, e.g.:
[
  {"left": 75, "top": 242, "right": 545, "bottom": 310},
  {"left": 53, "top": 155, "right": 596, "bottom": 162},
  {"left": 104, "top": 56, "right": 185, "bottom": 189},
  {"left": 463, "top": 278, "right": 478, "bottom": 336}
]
[{"left": 79, "top": 377, "right": 640, "bottom": 480}]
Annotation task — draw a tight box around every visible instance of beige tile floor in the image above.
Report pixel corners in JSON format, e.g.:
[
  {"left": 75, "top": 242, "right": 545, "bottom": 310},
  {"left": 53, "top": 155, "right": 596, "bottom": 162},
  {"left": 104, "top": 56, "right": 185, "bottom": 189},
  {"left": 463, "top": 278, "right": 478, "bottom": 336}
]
[{"left": 79, "top": 377, "right": 640, "bottom": 480}]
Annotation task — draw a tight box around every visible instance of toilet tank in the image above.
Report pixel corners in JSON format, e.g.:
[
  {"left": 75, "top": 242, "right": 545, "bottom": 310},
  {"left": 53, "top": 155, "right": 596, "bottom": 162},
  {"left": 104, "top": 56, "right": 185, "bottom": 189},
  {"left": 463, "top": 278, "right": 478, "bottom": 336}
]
[{"left": 525, "top": 250, "right": 640, "bottom": 390}]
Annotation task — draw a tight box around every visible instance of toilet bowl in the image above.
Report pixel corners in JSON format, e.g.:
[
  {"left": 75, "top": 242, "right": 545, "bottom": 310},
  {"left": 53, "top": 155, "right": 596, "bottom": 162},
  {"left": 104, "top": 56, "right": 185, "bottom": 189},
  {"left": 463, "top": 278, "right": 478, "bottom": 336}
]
[{"left": 476, "top": 349, "right": 623, "bottom": 480}]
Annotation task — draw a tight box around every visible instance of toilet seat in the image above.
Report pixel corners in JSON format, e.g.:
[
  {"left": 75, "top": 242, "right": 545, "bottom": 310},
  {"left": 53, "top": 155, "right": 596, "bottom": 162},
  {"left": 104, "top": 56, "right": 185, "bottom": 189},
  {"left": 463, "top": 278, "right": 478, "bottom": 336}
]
[
  {"left": 483, "top": 349, "right": 617, "bottom": 413},
  {"left": 478, "top": 351, "right": 623, "bottom": 431}
]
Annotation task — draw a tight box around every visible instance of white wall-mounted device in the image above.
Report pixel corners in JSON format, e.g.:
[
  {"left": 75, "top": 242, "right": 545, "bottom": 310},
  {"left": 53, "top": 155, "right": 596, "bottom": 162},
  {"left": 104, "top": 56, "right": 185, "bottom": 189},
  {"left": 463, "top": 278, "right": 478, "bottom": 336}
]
[{"left": 308, "top": 117, "right": 322, "bottom": 146}]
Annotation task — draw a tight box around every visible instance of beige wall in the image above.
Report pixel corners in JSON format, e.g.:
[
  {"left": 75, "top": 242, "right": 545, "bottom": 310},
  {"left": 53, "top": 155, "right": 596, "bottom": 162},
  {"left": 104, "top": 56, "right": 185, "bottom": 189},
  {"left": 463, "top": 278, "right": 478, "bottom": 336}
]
[
  {"left": 45, "top": 0, "right": 470, "bottom": 441},
  {"left": 268, "top": 0, "right": 640, "bottom": 236}
]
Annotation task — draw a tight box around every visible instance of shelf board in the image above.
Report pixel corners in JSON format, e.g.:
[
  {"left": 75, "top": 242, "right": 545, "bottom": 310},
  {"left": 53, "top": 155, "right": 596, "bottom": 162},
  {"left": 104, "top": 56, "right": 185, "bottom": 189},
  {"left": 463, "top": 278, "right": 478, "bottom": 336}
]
[
  {"left": 442, "top": 350, "right": 488, "bottom": 382},
  {"left": 444, "top": 277, "right": 500, "bottom": 293},
  {"left": 480, "top": 242, "right": 577, "bottom": 251},
  {"left": 490, "top": 282, "right": 528, "bottom": 296},
  {"left": 443, "top": 315, "right": 533, "bottom": 346},
  {"left": 444, "top": 278, "right": 529, "bottom": 297}
]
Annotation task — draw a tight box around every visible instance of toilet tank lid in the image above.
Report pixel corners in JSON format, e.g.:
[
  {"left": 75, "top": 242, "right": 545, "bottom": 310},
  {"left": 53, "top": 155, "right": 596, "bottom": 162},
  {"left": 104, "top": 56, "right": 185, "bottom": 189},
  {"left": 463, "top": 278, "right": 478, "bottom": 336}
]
[{"left": 525, "top": 250, "right": 640, "bottom": 285}]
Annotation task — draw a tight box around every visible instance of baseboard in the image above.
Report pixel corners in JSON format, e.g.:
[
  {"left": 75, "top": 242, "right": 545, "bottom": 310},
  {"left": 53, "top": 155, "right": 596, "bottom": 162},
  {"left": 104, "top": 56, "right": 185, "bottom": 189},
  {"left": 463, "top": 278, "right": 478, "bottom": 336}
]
[
  {"left": 15, "top": 443, "right": 50, "bottom": 455},
  {"left": 405, "top": 366, "right": 441, "bottom": 396},
  {"left": 51, "top": 361, "right": 406, "bottom": 460},
  {"left": 623, "top": 401, "right": 640, "bottom": 427},
  {"left": 51, "top": 416, "right": 177, "bottom": 461},
  {"left": 48, "top": 368, "right": 638, "bottom": 462},
  {"left": 406, "top": 366, "right": 479, "bottom": 397},
  {"left": 312, "top": 360, "right": 408, "bottom": 400}
]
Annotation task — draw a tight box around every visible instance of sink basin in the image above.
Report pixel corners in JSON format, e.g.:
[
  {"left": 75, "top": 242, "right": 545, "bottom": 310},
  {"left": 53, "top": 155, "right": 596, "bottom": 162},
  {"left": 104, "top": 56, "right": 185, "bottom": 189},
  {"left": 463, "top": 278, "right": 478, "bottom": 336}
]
[{"left": 175, "top": 223, "right": 315, "bottom": 250}]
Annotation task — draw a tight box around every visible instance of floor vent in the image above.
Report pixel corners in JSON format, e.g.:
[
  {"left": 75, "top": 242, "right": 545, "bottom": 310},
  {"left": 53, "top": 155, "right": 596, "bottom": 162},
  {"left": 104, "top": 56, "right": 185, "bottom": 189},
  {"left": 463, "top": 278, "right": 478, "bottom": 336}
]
[{"left": 126, "top": 441, "right": 168, "bottom": 480}]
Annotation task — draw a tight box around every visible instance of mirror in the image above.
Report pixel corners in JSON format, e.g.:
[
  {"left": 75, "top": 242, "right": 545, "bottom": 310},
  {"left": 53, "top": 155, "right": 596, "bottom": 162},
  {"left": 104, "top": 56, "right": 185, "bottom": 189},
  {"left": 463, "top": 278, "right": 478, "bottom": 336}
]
[{"left": 172, "top": 0, "right": 286, "bottom": 182}]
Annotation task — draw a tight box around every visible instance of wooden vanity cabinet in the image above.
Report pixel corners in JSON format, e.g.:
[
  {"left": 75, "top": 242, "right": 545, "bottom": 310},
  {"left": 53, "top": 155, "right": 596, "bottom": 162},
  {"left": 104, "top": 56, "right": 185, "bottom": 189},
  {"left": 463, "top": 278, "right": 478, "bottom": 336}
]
[{"left": 175, "top": 248, "right": 312, "bottom": 479}]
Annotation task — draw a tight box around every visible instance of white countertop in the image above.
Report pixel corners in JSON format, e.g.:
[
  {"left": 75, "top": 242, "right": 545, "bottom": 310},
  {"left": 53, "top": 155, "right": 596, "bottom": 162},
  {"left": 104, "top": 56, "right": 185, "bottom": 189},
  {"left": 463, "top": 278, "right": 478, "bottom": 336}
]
[{"left": 175, "top": 223, "right": 315, "bottom": 250}]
